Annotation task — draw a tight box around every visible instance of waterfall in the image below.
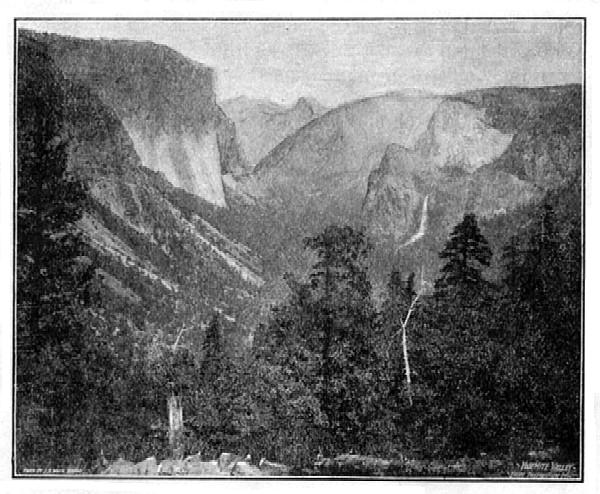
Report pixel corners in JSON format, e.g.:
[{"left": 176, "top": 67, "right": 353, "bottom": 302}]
[{"left": 401, "top": 195, "right": 428, "bottom": 247}]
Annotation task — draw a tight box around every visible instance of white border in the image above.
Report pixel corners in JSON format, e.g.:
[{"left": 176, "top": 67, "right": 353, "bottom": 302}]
[{"left": 1, "top": 2, "right": 598, "bottom": 493}]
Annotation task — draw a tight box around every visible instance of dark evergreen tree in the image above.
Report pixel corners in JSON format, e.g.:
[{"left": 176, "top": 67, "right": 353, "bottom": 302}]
[
  {"left": 304, "top": 226, "right": 380, "bottom": 452},
  {"left": 17, "top": 37, "right": 91, "bottom": 352},
  {"left": 408, "top": 215, "right": 505, "bottom": 457},
  {"left": 382, "top": 269, "right": 415, "bottom": 326},
  {"left": 245, "top": 280, "right": 326, "bottom": 466},
  {"left": 251, "top": 226, "right": 381, "bottom": 459},
  {"left": 434, "top": 213, "right": 492, "bottom": 298},
  {"left": 200, "top": 313, "right": 225, "bottom": 384},
  {"left": 184, "top": 313, "right": 251, "bottom": 458},
  {"left": 380, "top": 269, "right": 416, "bottom": 388}
]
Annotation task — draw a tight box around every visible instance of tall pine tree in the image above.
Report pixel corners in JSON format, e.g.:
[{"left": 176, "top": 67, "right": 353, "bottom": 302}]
[
  {"left": 419, "top": 214, "right": 501, "bottom": 456},
  {"left": 435, "top": 213, "right": 492, "bottom": 299},
  {"left": 303, "top": 225, "right": 380, "bottom": 453}
]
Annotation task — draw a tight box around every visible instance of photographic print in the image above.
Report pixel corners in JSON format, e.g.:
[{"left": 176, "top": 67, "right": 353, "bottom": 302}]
[{"left": 13, "top": 18, "right": 584, "bottom": 479}]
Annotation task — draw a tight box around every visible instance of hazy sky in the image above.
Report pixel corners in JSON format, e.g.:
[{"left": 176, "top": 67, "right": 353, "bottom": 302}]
[{"left": 20, "top": 20, "right": 583, "bottom": 107}]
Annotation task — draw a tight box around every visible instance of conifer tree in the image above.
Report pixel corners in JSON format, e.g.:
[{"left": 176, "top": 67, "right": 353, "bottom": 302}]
[
  {"left": 303, "top": 225, "right": 379, "bottom": 452},
  {"left": 435, "top": 213, "right": 492, "bottom": 298},
  {"left": 200, "top": 313, "right": 225, "bottom": 384},
  {"left": 418, "top": 215, "right": 500, "bottom": 455}
]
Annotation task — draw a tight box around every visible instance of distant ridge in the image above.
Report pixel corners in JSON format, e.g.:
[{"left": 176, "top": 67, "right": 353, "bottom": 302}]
[{"left": 221, "top": 96, "right": 327, "bottom": 166}]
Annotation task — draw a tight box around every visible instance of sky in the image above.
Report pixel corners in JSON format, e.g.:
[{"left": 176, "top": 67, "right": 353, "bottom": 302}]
[{"left": 19, "top": 20, "right": 583, "bottom": 107}]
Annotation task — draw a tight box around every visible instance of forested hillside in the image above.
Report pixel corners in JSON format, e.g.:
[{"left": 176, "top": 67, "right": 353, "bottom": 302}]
[{"left": 16, "top": 31, "right": 263, "bottom": 469}]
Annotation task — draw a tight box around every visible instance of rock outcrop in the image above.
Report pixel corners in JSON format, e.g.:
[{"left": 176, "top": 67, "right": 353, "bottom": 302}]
[
  {"left": 251, "top": 93, "right": 514, "bottom": 233},
  {"left": 416, "top": 99, "right": 513, "bottom": 173},
  {"left": 26, "top": 30, "right": 247, "bottom": 206},
  {"left": 18, "top": 30, "right": 263, "bottom": 347},
  {"left": 362, "top": 100, "right": 514, "bottom": 243},
  {"left": 363, "top": 144, "right": 427, "bottom": 242}
]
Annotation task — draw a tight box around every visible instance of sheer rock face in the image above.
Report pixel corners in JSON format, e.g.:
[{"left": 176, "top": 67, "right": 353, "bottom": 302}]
[
  {"left": 30, "top": 30, "right": 247, "bottom": 206},
  {"left": 416, "top": 100, "right": 514, "bottom": 173},
  {"left": 18, "top": 31, "right": 263, "bottom": 341},
  {"left": 250, "top": 93, "right": 518, "bottom": 238},
  {"left": 362, "top": 100, "right": 517, "bottom": 243},
  {"left": 121, "top": 122, "right": 225, "bottom": 206},
  {"left": 363, "top": 145, "right": 426, "bottom": 242}
]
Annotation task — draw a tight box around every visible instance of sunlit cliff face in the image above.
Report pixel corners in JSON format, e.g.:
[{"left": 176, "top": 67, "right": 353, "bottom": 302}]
[{"left": 37, "top": 31, "right": 247, "bottom": 207}]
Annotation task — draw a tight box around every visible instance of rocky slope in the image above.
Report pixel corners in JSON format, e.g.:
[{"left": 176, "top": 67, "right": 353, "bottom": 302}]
[
  {"left": 27, "top": 30, "right": 248, "bottom": 207},
  {"left": 362, "top": 144, "right": 426, "bottom": 242},
  {"left": 455, "top": 85, "right": 582, "bottom": 186},
  {"left": 221, "top": 96, "right": 327, "bottom": 166},
  {"left": 18, "top": 30, "right": 263, "bottom": 347},
  {"left": 361, "top": 97, "right": 534, "bottom": 243}
]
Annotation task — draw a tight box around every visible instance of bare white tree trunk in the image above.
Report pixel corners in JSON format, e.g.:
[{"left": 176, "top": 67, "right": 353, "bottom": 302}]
[
  {"left": 399, "top": 293, "right": 420, "bottom": 405},
  {"left": 168, "top": 394, "right": 184, "bottom": 459},
  {"left": 388, "top": 269, "right": 431, "bottom": 407},
  {"left": 172, "top": 325, "right": 187, "bottom": 351},
  {"left": 401, "top": 322, "right": 413, "bottom": 406},
  {"left": 168, "top": 325, "right": 187, "bottom": 458}
]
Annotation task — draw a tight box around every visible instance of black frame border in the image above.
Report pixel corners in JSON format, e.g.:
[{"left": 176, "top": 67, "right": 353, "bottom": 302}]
[{"left": 11, "top": 16, "right": 587, "bottom": 483}]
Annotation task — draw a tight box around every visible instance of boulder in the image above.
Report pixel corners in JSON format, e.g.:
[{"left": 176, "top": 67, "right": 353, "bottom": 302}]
[
  {"left": 230, "top": 461, "right": 263, "bottom": 476},
  {"left": 218, "top": 452, "right": 241, "bottom": 473},
  {"left": 135, "top": 456, "right": 158, "bottom": 475},
  {"left": 333, "top": 454, "right": 391, "bottom": 475},
  {"left": 184, "top": 452, "right": 203, "bottom": 463},
  {"left": 184, "top": 458, "right": 222, "bottom": 476},
  {"left": 103, "top": 458, "right": 137, "bottom": 475},
  {"left": 258, "top": 458, "right": 290, "bottom": 476},
  {"left": 158, "top": 458, "right": 185, "bottom": 476}
]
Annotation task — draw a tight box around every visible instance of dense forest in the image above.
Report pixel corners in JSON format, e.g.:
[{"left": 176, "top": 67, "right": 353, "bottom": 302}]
[{"left": 16, "top": 35, "right": 582, "bottom": 476}]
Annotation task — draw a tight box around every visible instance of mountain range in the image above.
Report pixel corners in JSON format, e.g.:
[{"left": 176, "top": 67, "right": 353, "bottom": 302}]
[
  {"left": 18, "top": 29, "right": 582, "bottom": 349},
  {"left": 220, "top": 95, "right": 327, "bottom": 166}
]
